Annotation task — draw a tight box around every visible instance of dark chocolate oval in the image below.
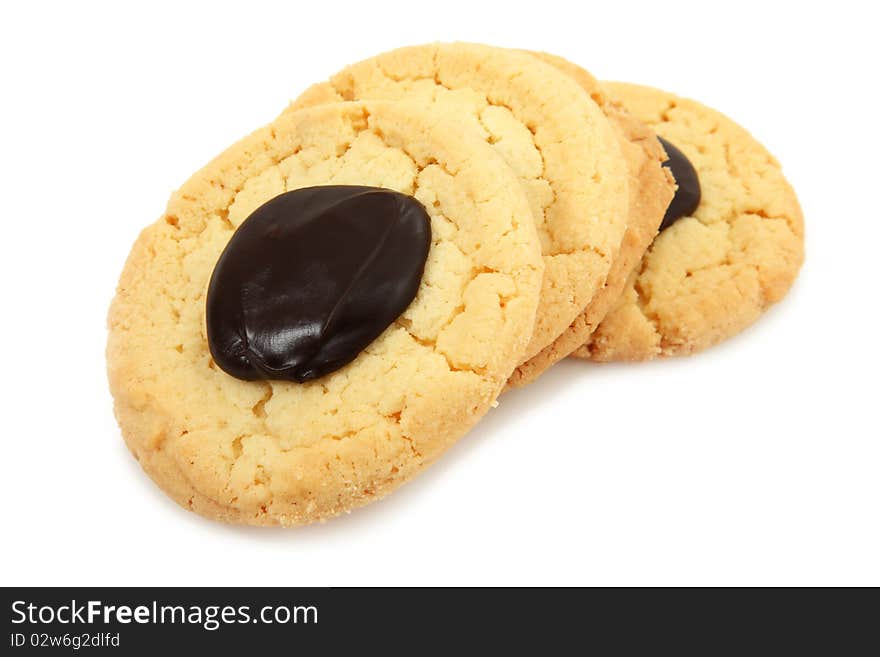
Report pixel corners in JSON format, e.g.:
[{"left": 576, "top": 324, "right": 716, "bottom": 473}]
[
  {"left": 206, "top": 186, "right": 432, "bottom": 383},
  {"left": 658, "top": 136, "right": 701, "bottom": 231}
]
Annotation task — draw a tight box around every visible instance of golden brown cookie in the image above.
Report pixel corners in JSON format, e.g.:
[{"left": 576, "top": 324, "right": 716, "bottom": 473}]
[
  {"left": 507, "top": 53, "right": 675, "bottom": 386},
  {"left": 289, "top": 43, "right": 630, "bottom": 365},
  {"left": 574, "top": 83, "right": 805, "bottom": 360},
  {"left": 107, "top": 100, "right": 544, "bottom": 526}
]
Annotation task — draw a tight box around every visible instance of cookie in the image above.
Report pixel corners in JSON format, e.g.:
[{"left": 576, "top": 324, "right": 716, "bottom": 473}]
[
  {"left": 574, "top": 83, "right": 805, "bottom": 360},
  {"left": 507, "top": 53, "right": 675, "bottom": 386},
  {"left": 289, "top": 42, "right": 630, "bottom": 364},
  {"left": 107, "top": 100, "right": 544, "bottom": 526}
]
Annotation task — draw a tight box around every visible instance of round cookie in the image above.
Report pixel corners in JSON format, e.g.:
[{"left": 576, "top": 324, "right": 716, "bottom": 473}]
[
  {"left": 289, "top": 42, "right": 630, "bottom": 364},
  {"left": 107, "top": 100, "right": 544, "bottom": 526},
  {"left": 574, "top": 83, "right": 805, "bottom": 361},
  {"left": 507, "top": 53, "right": 675, "bottom": 386}
]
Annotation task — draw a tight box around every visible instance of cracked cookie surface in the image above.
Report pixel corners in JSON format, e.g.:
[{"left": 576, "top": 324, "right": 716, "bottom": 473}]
[
  {"left": 289, "top": 43, "right": 630, "bottom": 364},
  {"left": 107, "top": 100, "right": 543, "bottom": 526},
  {"left": 574, "top": 83, "right": 805, "bottom": 361},
  {"left": 507, "top": 53, "right": 675, "bottom": 386}
]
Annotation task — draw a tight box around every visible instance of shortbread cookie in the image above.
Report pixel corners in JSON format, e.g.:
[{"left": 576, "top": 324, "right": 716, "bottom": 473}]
[
  {"left": 574, "top": 83, "right": 804, "bottom": 360},
  {"left": 107, "top": 100, "right": 544, "bottom": 526},
  {"left": 289, "top": 42, "right": 630, "bottom": 364},
  {"left": 507, "top": 53, "right": 674, "bottom": 386}
]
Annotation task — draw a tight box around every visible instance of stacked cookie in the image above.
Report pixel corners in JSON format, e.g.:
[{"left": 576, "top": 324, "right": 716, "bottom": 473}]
[{"left": 107, "top": 43, "right": 804, "bottom": 526}]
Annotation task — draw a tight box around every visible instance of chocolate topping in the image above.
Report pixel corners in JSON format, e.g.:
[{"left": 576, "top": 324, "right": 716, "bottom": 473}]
[
  {"left": 658, "top": 136, "right": 701, "bottom": 231},
  {"left": 206, "top": 186, "right": 432, "bottom": 383}
]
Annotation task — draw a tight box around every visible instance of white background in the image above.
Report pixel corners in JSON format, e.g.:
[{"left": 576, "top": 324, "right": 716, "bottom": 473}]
[{"left": 2, "top": 1, "right": 877, "bottom": 587}]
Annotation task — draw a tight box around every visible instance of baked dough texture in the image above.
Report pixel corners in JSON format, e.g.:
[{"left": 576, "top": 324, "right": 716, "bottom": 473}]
[
  {"left": 507, "top": 53, "right": 675, "bottom": 386},
  {"left": 289, "top": 43, "right": 630, "bottom": 363},
  {"left": 575, "top": 83, "right": 805, "bottom": 361},
  {"left": 107, "top": 101, "right": 543, "bottom": 526}
]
